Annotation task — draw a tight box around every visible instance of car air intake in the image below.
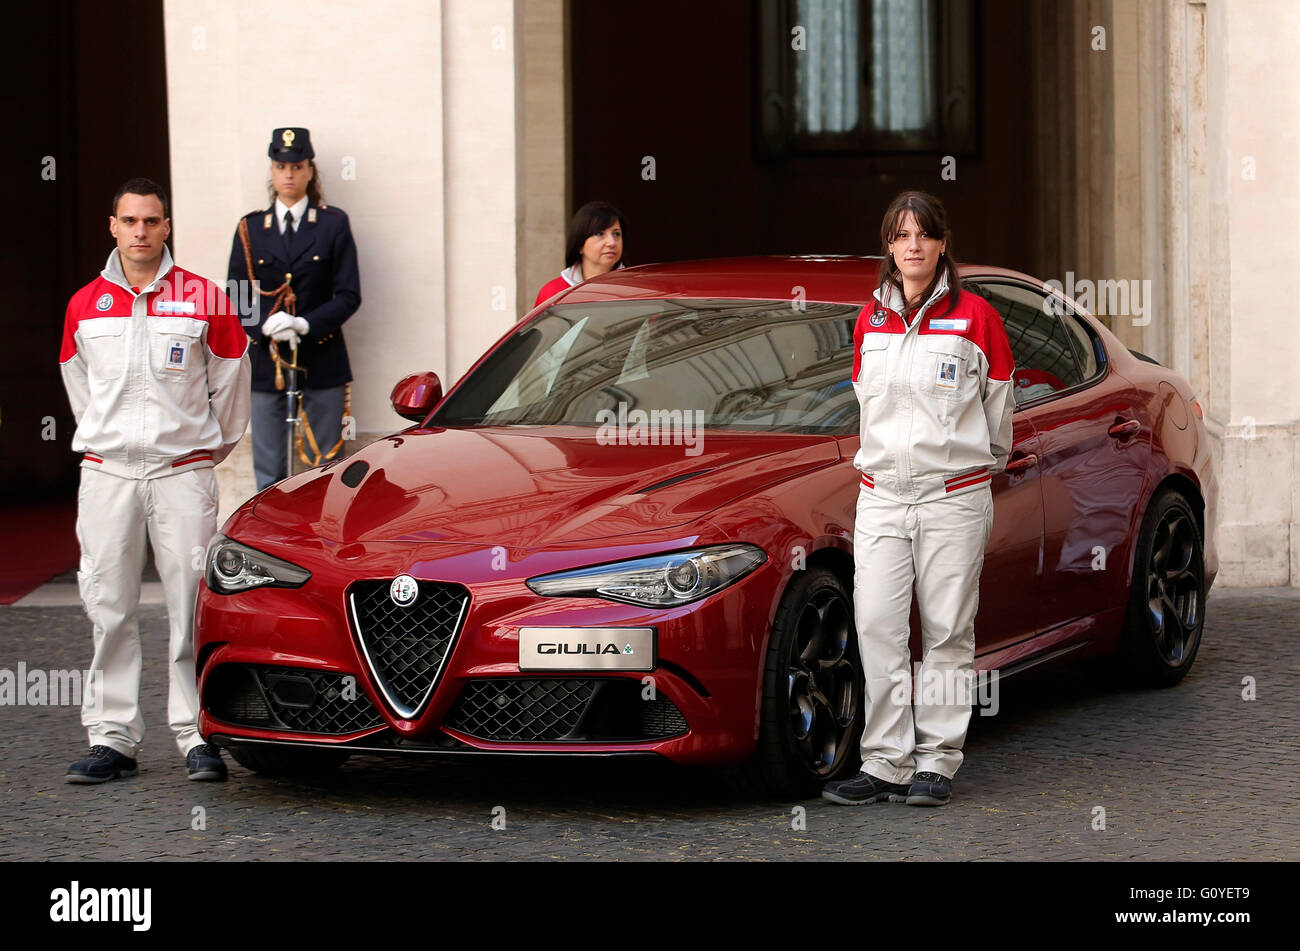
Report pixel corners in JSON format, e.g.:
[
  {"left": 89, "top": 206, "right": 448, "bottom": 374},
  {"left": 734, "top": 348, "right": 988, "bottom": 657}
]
[
  {"left": 449, "top": 679, "right": 595, "bottom": 741},
  {"left": 446, "top": 678, "right": 688, "bottom": 742},
  {"left": 205, "top": 664, "right": 385, "bottom": 735},
  {"left": 348, "top": 579, "right": 470, "bottom": 719}
]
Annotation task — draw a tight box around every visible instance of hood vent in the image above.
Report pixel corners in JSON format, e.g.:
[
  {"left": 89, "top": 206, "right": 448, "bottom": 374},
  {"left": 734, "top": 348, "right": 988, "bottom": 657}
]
[{"left": 635, "top": 468, "right": 716, "bottom": 494}]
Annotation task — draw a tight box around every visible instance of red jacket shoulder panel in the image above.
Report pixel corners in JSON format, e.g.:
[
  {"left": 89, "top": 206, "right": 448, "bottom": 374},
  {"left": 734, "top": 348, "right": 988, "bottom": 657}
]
[
  {"left": 162, "top": 265, "right": 248, "bottom": 360},
  {"left": 61, "top": 277, "right": 125, "bottom": 363},
  {"left": 534, "top": 276, "right": 570, "bottom": 309},
  {"left": 919, "top": 290, "right": 1014, "bottom": 381},
  {"left": 964, "top": 293, "right": 1015, "bottom": 380}
]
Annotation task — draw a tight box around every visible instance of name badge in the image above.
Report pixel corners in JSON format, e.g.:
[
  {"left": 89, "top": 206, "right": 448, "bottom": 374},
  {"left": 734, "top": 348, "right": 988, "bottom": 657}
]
[
  {"left": 930, "top": 317, "right": 972, "bottom": 332},
  {"left": 156, "top": 300, "right": 196, "bottom": 315},
  {"left": 936, "top": 359, "right": 959, "bottom": 389},
  {"left": 165, "top": 340, "right": 189, "bottom": 371},
  {"left": 928, "top": 318, "right": 968, "bottom": 331}
]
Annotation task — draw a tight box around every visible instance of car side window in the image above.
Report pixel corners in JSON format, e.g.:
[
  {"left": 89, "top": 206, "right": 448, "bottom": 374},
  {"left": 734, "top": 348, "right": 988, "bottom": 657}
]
[
  {"left": 486, "top": 315, "right": 591, "bottom": 414},
  {"left": 1062, "top": 311, "right": 1104, "bottom": 381},
  {"left": 965, "top": 280, "right": 1088, "bottom": 406}
]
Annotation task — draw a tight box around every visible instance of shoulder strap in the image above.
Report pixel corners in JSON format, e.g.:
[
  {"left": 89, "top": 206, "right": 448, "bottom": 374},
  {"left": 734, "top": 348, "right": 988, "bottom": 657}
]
[
  {"left": 237, "top": 217, "right": 295, "bottom": 317},
  {"left": 237, "top": 217, "right": 258, "bottom": 287}
]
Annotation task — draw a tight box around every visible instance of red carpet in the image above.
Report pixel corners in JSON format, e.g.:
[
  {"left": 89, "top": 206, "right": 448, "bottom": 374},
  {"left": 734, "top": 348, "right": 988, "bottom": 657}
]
[{"left": 0, "top": 498, "right": 80, "bottom": 604}]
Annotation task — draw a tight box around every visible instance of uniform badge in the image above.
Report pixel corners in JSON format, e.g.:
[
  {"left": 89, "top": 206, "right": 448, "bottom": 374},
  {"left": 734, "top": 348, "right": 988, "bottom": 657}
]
[
  {"left": 165, "top": 339, "right": 188, "bottom": 371},
  {"left": 936, "top": 360, "right": 958, "bottom": 389},
  {"left": 869, "top": 309, "right": 887, "bottom": 327},
  {"left": 307, "top": 207, "right": 317, "bottom": 224},
  {"left": 96, "top": 293, "right": 113, "bottom": 311},
  {"left": 282, "top": 129, "right": 296, "bottom": 147},
  {"left": 263, "top": 213, "right": 273, "bottom": 229}
]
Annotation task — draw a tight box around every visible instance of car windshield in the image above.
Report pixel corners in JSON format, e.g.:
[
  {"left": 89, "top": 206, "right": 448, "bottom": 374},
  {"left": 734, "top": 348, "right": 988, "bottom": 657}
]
[{"left": 431, "top": 298, "right": 863, "bottom": 434}]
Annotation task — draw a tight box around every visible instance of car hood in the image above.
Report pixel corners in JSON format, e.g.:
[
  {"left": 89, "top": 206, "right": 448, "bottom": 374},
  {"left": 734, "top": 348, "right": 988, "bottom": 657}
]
[{"left": 251, "top": 426, "right": 840, "bottom": 547}]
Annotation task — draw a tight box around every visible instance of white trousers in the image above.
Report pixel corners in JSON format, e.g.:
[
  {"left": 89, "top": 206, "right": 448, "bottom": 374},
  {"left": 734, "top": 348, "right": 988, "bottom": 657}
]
[
  {"left": 853, "top": 484, "right": 994, "bottom": 782},
  {"left": 75, "top": 466, "right": 218, "bottom": 757}
]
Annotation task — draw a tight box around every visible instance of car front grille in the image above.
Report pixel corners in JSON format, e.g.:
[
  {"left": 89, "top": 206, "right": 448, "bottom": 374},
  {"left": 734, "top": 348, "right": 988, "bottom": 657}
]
[
  {"left": 205, "top": 665, "right": 385, "bottom": 735},
  {"left": 446, "top": 678, "right": 689, "bottom": 743},
  {"left": 349, "top": 579, "right": 470, "bottom": 719}
]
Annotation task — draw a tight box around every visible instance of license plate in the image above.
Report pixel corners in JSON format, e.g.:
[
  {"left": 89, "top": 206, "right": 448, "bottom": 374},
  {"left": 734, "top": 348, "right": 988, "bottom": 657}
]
[{"left": 518, "top": 627, "right": 656, "bottom": 672}]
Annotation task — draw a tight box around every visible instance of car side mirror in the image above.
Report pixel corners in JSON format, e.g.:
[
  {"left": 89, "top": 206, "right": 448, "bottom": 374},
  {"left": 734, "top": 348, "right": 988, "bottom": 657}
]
[{"left": 390, "top": 372, "right": 443, "bottom": 422}]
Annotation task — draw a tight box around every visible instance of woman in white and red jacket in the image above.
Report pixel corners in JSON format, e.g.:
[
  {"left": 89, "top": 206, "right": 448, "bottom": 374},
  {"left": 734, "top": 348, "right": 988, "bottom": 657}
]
[
  {"left": 533, "top": 201, "right": 626, "bottom": 309},
  {"left": 822, "top": 191, "right": 1015, "bottom": 808}
]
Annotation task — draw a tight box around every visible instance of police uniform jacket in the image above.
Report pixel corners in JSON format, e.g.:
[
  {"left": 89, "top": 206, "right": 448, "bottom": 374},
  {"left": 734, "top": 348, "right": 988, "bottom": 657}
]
[{"left": 227, "top": 200, "right": 361, "bottom": 393}]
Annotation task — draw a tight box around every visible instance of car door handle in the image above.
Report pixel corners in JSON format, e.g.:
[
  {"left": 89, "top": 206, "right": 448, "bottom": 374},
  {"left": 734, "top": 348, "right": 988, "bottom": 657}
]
[
  {"left": 1005, "top": 453, "right": 1038, "bottom": 473},
  {"left": 1108, "top": 419, "right": 1141, "bottom": 439}
]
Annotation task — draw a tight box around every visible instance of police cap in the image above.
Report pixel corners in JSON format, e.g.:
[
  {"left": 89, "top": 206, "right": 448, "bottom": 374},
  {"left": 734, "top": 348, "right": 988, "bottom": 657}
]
[{"left": 268, "top": 127, "right": 315, "bottom": 162}]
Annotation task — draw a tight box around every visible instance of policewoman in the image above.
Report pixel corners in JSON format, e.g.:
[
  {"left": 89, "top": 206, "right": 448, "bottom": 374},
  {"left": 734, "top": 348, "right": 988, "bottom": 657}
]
[
  {"left": 822, "top": 190, "right": 1015, "bottom": 807},
  {"left": 227, "top": 127, "right": 362, "bottom": 490},
  {"left": 533, "top": 201, "right": 625, "bottom": 308}
]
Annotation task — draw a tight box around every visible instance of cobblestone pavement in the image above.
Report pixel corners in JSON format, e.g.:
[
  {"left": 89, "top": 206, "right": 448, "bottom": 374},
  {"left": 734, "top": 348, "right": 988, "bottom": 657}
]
[{"left": 1, "top": 587, "right": 1296, "bottom": 861}]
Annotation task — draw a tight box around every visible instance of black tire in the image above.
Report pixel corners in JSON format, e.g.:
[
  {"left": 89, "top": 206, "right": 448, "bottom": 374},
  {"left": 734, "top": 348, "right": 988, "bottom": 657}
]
[
  {"left": 731, "top": 567, "right": 863, "bottom": 797},
  {"left": 225, "top": 744, "right": 350, "bottom": 776},
  {"left": 1119, "top": 489, "right": 1206, "bottom": 686}
]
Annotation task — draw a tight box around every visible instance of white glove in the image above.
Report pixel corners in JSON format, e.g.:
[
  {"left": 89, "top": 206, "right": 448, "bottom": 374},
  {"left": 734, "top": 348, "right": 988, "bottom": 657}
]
[
  {"left": 261, "top": 313, "right": 293, "bottom": 337},
  {"left": 288, "top": 316, "right": 309, "bottom": 336},
  {"left": 270, "top": 329, "right": 300, "bottom": 347}
]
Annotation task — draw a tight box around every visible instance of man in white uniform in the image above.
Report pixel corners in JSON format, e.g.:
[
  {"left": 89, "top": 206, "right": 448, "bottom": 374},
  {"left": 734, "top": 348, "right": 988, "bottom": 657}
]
[{"left": 59, "top": 178, "right": 251, "bottom": 783}]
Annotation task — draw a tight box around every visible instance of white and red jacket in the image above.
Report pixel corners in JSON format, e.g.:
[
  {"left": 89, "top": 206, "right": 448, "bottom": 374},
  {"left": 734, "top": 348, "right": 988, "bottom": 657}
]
[
  {"left": 851, "top": 273, "right": 1015, "bottom": 503},
  {"left": 533, "top": 262, "right": 627, "bottom": 310},
  {"left": 59, "top": 247, "right": 251, "bottom": 479}
]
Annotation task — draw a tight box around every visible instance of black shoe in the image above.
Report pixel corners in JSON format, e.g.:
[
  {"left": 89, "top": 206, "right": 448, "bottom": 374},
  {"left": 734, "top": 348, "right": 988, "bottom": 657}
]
[
  {"left": 822, "top": 771, "right": 910, "bottom": 805},
  {"left": 186, "top": 743, "right": 228, "bottom": 782},
  {"left": 906, "top": 770, "right": 952, "bottom": 806},
  {"left": 66, "top": 745, "right": 139, "bottom": 784}
]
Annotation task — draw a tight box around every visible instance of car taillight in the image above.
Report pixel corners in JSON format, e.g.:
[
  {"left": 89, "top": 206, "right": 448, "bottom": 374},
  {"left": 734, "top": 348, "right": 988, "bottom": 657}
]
[{"left": 1191, "top": 397, "right": 1204, "bottom": 419}]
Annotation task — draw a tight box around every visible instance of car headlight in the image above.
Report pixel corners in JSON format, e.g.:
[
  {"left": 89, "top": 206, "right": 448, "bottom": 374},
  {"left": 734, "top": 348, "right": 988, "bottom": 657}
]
[
  {"left": 205, "top": 534, "right": 311, "bottom": 595},
  {"left": 525, "top": 544, "right": 766, "bottom": 607}
]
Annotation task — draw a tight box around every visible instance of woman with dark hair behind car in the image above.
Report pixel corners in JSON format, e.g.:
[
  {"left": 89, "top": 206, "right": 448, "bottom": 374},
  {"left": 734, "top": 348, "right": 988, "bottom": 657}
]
[
  {"left": 822, "top": 190, "right": 1015, "bottom": 807},
  {"left": 533, "top": 201, "right": 626, "bottom": 308}
]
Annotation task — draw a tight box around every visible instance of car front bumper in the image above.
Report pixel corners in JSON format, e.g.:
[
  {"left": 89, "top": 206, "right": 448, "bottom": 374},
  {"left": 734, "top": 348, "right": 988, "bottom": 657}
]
[{"left": 195, "top": 536, "right": 780, "bottom": 768}]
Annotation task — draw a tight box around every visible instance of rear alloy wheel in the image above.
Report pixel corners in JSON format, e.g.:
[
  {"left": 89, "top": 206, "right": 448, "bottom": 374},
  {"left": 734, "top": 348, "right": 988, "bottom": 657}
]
[
  {"left": 1120, "top": 490, "right": 1205, "bottom": 686},
  {"left": 225, "top": 744, "right": 350, "bottom": 777},
  {"left": 737, "top": 567, "right": 863, "bottom": 796}
]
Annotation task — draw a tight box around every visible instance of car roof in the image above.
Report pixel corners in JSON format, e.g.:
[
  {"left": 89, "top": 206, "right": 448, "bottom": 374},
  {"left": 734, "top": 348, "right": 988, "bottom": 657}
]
[{"left": 552, "top": 256, "right": 1042, "bottom": 307}]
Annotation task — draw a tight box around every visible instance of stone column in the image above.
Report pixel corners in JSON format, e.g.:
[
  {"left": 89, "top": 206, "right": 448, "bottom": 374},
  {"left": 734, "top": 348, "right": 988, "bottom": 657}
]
[
  {"left": 1210, "top": 0, "right": 1300, "bottom": 585},
  {"left": 162, "top": 0, "right": 569, "bottom": 524}
]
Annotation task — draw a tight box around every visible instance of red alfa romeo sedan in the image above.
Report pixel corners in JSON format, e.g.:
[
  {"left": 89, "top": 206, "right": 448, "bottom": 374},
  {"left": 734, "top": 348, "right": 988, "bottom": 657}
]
[{"left": 195, "top": 257, "right": 1217, "bottom": 794}]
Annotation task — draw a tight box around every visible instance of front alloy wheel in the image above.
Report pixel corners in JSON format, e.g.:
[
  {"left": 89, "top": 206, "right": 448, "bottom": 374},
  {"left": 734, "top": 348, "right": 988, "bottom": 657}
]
[
  {"left": 785, "top": 586, "right": 859, "bottom": 776},
  {"left": 738, "top": 567, "right": 863, "bottom": 796}
]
